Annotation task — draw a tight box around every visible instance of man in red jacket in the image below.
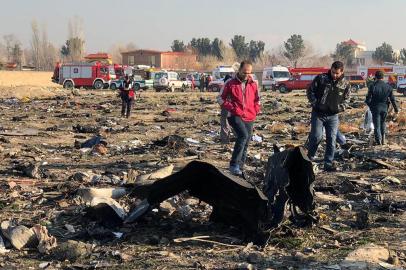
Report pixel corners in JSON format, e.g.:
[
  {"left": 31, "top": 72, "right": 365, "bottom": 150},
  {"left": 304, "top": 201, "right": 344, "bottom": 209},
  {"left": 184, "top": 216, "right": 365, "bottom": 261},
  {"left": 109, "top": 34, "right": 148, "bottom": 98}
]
[{"left": 219, "top": 60, "right": 261, "bottom": 176}]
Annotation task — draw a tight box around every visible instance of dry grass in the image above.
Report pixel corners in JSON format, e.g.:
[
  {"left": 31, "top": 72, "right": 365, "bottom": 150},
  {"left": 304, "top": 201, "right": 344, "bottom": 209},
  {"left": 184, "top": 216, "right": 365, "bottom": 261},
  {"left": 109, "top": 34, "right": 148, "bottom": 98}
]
[
  {"left": 396, "top": 111, "right": 406, "bottom": 126},
  {"left": 0, "top": 71, "right": 56, "bottom": 87},
  {"left": 267, "top": 122, "right": 290, "bottom": 134},
  {"left": 0, "top": 71, "right": 63, "bottom": 99},
  {"left": 293, "top": 123, "right": 309, "bottom": 134},
  {"left": 339, "top": 122, "right": 360, "bottom": 133},
  {"left": 346, "top": 107, "right": 366, "bottom": 116}
]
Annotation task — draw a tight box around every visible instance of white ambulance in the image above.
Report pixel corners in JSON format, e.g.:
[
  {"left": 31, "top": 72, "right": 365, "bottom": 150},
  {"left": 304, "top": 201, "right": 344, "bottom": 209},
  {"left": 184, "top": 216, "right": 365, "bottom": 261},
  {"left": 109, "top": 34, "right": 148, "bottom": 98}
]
[{"left": 262, "top": 65, "right": 290, "bottom": 91}]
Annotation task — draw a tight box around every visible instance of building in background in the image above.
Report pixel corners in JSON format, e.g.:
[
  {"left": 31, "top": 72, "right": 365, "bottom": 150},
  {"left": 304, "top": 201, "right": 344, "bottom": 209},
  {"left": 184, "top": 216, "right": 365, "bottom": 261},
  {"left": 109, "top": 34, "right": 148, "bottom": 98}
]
[
  {"left": 121, "top": 49, "right": 197, "bottom": 70},
  {"left": 84, "top": 53, "right": 112, "bottom": 65}
]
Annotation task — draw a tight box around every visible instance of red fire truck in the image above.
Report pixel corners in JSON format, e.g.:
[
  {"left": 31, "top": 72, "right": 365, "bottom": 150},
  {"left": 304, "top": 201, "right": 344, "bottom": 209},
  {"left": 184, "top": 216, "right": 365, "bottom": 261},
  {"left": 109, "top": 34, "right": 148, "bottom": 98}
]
[
  {"left": 52, "top": 62, "right": 115, "bottom": 89},
  {"left": 357, "top": 66, "right": 406, "bottom": 88}
]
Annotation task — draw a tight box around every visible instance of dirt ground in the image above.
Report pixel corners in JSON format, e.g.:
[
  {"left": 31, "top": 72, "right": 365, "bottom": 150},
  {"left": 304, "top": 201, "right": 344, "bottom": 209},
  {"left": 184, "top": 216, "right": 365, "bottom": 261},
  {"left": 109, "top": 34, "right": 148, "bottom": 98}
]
[
  {"left": 0, "top": 71, "right": 405, "bottom": 270},
  {"left": 0, "top": 71, "right": 61, "bottom": 99}
]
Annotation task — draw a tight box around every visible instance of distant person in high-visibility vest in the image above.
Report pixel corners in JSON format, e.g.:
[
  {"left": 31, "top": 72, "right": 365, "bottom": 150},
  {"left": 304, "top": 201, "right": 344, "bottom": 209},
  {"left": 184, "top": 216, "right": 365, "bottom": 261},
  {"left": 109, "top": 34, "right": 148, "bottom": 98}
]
[{"left": 119, "top": 75, "right": 135, "bottom": 118}]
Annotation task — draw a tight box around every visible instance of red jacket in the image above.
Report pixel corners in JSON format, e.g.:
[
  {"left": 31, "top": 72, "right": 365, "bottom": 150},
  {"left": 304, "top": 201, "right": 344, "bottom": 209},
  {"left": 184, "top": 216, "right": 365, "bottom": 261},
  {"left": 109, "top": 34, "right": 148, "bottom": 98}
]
[{"left": 219, "top": 76, "right": 260, "bottom": 122}]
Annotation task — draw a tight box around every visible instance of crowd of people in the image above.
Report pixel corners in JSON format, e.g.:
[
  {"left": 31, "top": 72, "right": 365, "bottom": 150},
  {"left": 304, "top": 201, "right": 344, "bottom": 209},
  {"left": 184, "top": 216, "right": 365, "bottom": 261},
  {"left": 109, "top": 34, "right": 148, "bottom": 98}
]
[{"left": 118, "top": 60, "right": 400, "bottom": 176}]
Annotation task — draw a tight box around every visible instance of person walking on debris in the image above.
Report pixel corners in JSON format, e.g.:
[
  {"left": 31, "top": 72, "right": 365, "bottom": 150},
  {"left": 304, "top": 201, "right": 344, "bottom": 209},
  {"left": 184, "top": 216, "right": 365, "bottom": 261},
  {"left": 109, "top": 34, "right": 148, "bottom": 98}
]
[
  {"left": 365, "top": 70, "right": 399, "bottom": 145},
  {"left": 217, "top": 74, "right": 234, "bottom": 144},
  {"left": 119, "top": 75, "right": 134, "bottom": 118},
  {"left": 306, "top": 61, "right": 351, "bottom": 172},
  {"left": 199, "top": 73, "right": 206, "bottom": 92},
  {"left": 220, "top": 60, "right": 260, "bottom": 176}
]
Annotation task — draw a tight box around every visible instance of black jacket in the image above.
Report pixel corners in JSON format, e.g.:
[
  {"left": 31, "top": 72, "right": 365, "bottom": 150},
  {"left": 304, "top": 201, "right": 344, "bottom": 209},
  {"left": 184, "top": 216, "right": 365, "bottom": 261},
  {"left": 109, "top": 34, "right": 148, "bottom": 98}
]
[
  {"left": 307, "top": 72, "right": 351, "bottom": 115},
  {"left": 365, "top": 80, "right": 398, "bottom": 113}
]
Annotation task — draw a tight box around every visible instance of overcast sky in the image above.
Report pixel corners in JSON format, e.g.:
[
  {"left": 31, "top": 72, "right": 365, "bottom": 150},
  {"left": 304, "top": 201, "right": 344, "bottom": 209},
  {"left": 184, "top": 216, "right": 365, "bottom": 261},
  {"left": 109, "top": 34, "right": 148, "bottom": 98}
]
[{"left": 1, "top": 0, "right": 405, "bottom": 54}]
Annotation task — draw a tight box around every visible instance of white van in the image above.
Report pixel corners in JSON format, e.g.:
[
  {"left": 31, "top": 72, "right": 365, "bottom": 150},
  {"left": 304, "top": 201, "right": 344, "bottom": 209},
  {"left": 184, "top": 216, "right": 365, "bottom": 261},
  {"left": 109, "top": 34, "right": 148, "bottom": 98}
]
[
  {"left": 209, "top": 66, "right": 236, "bottom": 91},
  {"left": 262, "top": 65, "right": 290, "bottom": 91}
]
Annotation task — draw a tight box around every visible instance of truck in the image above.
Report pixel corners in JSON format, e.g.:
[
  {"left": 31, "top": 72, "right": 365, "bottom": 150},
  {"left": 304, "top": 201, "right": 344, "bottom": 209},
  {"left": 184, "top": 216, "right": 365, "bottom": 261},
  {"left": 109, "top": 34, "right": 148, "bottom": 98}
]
[
  {"left": 208, "top": 66, "right": 236, "bottom": 92},
  {"left": 344, "top": 74, "right": 366, "bottom": 92},
  {"left": 357, "top": 66, "right": 406, "bottom": 89},
  {"left": 262, "top": 65, "right": 290, "bottom": 91},
  {"left": 52, "top": 62, "right": 115, "bottom": 89},
  {"left": 275, "top": 67, "right": 329, "bottom": 93}
]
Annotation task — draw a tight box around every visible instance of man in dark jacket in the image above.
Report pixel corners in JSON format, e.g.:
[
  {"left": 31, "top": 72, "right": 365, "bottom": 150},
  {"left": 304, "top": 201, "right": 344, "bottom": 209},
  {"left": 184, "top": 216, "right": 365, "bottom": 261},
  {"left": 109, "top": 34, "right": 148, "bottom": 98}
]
[
  {"left": 119, "top": 75, "right": 134, "bottom": 118},
  {"left": 365, "top": 70, "right": 399, "bottom": 145},
  {"left": 306, "top": 61, "right": 350, "bottom": 171},
  {"left": 220, "top": 60, "right": 261, "bottom": 176}
]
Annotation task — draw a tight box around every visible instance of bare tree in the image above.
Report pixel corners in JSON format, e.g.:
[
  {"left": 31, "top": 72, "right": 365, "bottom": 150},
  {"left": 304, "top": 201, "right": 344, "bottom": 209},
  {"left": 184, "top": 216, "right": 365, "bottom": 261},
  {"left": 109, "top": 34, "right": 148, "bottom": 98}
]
[
  {"left": 12, "top": 43, "right": 23, "bottom": 69},
  {"left": 0, "top": 42, "right": 7, "bottom": 64},
  {"left": 219, "top": 46, "right": 237, "bottom": 65},
  {"left": 199, "top": 55, "right": 220, "bottom": 71},
  {"left": 66, "top": 16, "right": 85, "bottom": 61},
  {"left": 31, "top": 20, "right": 41, "bottom": 70},
  {"left": 3, "top": 34, "right": 19, "bottom": 62}
]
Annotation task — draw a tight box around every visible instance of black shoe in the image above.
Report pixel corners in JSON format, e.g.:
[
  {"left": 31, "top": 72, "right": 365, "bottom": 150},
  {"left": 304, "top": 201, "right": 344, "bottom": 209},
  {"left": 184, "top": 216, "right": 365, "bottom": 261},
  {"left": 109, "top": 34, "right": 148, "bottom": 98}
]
[{"left": 324, "top": 164, "right": 338, "bottom": 172}]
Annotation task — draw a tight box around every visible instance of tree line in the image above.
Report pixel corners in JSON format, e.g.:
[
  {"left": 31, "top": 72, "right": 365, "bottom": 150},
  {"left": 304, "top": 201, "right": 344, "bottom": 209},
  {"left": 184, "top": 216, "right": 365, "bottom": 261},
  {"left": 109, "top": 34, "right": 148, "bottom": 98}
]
[
  {"left": 0, "top": 17, "right": 405, "bottom": 71},
  {"left": 0, "top": 16, "right": 86, "bottom": 71},
  {"left": 172, "top": 35, "right": 406, "bottom": 68}
]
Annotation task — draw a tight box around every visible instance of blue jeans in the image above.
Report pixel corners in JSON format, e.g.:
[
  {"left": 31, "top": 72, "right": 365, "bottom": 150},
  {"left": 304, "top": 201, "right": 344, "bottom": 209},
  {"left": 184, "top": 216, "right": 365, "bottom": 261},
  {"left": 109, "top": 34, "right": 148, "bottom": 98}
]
[
  {"left": 371, "top": 106, "right": 388, "bottom": 144},
  {"left": 336, "top": 130, "right": 346, "bottom": 146},
  {"left": 307, "top": 110, "right": 339, "bottom": 166},
  {"left": 227, "top": 116, "right": 254, "bottom": 169}
]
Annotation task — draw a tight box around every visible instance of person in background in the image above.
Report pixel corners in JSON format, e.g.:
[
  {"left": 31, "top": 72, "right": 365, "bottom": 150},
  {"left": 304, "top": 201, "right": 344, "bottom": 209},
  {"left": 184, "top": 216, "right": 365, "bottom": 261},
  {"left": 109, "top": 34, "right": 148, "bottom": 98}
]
[
  {"left": 119, "top": 75, "right": 134, "bottom": 118},
  {"left": 190, "top": 74, "right": 195, "bottom": 90},
  {"left": 199, "top": 74, "right": 206, "bottom": 92},
  {"left": 206, "top": 74, "right": 212, "bottom": 90},
  {"left": 365, "top": 70, "right": 399, "bottom": 145},
  {"left": 219, "top": 60, "right": 260, "bottom": 176},
  {"left": 217, "top": 74, "right": 234, "bottom": 144}
]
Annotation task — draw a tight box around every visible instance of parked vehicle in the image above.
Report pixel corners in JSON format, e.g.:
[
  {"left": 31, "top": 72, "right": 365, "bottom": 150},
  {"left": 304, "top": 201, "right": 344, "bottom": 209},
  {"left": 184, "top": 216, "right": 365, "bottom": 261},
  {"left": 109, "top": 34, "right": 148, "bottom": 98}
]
[
  {"left": 52, "top": 62, "right": 115, "bottom": 89},
  {"left": 357, "top": 66, "right": 406, "bottom": 89},
  {"left": 344, "top": 75, "right": 366, "bottom": 92},
  {"left": 273, "top": 67, "right": 330, "bottom": 93},
  {"left": 113, "top": 64, "right": 133, "bottom": 79},
  {"left": 289, "top": 67, "right": 330, "bottom": 75},
  {"left": 275, "top": 74, "right": 318, "bottom": 93},
  {"left": 262, "top": 65, "right": 290, "bottom": 91},
  {"left": 397, "top": 75, "right": 406, "bottom": 96},
  {"left": 132, "top": 75, "right": 154, "bottom": 90},
  {"left": 153, "top": 71, "right": 189, "bottom": 92},
  {"left": 208, "top": 66, "right": 235, "bottom": 92},
  {"left": 207, "top": 73, "right": 258, "bottom": 92}
]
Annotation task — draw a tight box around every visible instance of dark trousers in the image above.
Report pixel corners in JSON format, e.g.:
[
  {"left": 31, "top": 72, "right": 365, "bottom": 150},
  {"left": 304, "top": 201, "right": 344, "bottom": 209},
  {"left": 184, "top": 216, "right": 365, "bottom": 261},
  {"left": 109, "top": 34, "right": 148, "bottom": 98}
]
[
  {"left": 307, "top": 110, "right": 339, "bottom": 166},
  {"left": 227, "top": 116, "right": 254, "bottom": 168},
  {"left": 121, "top": 95, "right": 133, "bottom": 118},
  {"left": 371, "top": 106, "right": 388, "bottom": 144}
]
